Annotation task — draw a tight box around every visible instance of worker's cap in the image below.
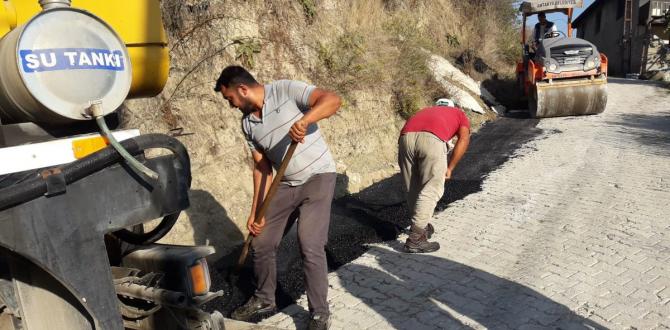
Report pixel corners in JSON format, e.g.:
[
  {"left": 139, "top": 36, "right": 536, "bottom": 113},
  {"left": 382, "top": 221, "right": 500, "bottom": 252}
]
[{"left": 435, "top": 98, "right": 455, "bottom": 107}]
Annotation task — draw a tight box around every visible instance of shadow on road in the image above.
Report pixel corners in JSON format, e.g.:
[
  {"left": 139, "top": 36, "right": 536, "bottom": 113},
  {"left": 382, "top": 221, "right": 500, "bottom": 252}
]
[
  {"left": 338, "top": 246, "right": 605, "bottom": 329},
  {"left": 606, "top": 111, "right": 670, "bottom": 157},
  {"left": 608, "top": 77, "right": 668, "bottom": 87}
]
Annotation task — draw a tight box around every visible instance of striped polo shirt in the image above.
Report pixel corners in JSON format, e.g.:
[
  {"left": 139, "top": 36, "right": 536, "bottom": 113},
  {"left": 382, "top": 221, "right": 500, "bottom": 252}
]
[{"left": 241, "top": 80, "right": 336, "bottom": 186}]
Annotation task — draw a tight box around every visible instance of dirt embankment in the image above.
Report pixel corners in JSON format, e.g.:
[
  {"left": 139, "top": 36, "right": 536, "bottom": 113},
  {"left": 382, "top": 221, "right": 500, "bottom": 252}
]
[{"left": 124, "top": 0, "right": 520, "bottom": 258}]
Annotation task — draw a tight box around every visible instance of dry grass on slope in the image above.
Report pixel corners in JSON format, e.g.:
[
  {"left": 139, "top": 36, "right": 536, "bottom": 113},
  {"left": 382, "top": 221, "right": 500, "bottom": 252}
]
[{"left": 305, "top": 0, "right": 521, "bottom": 118}]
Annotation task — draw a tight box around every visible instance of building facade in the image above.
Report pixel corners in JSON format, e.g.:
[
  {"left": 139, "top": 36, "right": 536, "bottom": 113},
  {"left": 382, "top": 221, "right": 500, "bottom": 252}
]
[{"left": 574, "top": 0, "right": 669, "bottom": 79}]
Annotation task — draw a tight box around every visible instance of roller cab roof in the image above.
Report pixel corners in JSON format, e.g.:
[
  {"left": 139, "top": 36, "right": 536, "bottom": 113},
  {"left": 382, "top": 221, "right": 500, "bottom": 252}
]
[{"left": 519, "top": 0, "right": 584, "bottom": 15}]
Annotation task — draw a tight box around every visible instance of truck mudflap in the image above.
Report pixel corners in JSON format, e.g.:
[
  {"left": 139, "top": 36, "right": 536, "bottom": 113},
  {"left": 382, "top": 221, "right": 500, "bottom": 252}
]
[{"left": 530, "top": 76, "right": 608, "bottom": 118}]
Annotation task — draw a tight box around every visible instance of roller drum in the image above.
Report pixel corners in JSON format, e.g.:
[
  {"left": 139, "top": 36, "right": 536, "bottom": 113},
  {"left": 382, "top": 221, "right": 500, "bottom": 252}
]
[{"left": 530, "top": 77, "right": 608, "bottom": 118}]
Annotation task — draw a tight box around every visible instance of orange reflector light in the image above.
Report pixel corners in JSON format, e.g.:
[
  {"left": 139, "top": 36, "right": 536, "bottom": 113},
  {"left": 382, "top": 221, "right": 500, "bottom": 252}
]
[
  {"left": 188, "top": 259, "right": 211, "bottom": 296},
  {"left": 72, "top": 136, "right": 109, "bottom": 159}
]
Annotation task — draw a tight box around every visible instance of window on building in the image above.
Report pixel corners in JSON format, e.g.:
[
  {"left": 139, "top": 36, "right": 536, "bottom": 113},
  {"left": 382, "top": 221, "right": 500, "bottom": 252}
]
[
  {"left": 652, "top": 1, "right": 660, "bottom": 16},
  {"left": 651, "top": 1, "right": 670, "bottom": 17},
  {"left": 661, "top": 1, "right": 670, "bottom": 14},
  {"left": 595, "top": 9, "right": 602, "bottom": 33}
]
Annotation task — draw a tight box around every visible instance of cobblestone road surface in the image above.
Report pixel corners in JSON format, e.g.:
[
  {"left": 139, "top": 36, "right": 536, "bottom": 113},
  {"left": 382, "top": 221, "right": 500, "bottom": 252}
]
[{"left": 259, "top": 79, "right": 670, "bottom": 329}]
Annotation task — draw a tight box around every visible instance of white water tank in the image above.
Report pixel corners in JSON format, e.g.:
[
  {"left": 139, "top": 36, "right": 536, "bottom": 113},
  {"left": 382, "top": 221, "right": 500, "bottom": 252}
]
[{"left": 0, "top": 6, "right": 132, "bottom": 125}]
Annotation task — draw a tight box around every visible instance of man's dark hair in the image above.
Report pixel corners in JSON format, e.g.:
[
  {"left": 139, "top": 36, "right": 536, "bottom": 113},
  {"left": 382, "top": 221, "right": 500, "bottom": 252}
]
[{"left": 214, "top": 65, "right": 258, "bottom": 92}]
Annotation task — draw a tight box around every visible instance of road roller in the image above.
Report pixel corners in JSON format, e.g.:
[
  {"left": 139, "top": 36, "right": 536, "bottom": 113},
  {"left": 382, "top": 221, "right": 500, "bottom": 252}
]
[
  {"left": 0, "top": 1, "right": 223, "bottom": 329},
  {"left": 518, "top": 0, "right": 608, "bottom": 118}
]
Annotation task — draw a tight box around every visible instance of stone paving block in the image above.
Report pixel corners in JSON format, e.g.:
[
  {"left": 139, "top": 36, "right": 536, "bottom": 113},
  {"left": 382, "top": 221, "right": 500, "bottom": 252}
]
[
  {"left": 268, "top": 315, "right": 300, "bottom": 329},
  {"left": 567, "top": 272, "right": 597, "bottom": 288},
  {"left": 362, "top": 319, "right": 393, "bottom": 330},
  {"left": 595, "top": 261, "right": 628, "bottom": 276},
  {"left": 593, "top": 302, "right": 630, "bottom": 323},
  {"left": 655, "top": 286, "right": 669, "bottom": 299},
  {"left": 326, "top": 288, "right": 347, "bottom": 302},
  {"left": 650, "top": 275, "right": 670, "bottom": 288},
  {"left": 617, "top": 266, "right": 642, "bottom": 279},
  {"left": 335, "top": 292, "right": 365, "bottom": 308},
  {"left": 378, "top": 297, "right": 411, "bottom": 314},
  {"left": 623, "top": 311, "right": 666, "bottom": 329},
  {"left": 395, "top": 317, "right": 433, "bottom": 329},
  {"left": 347, "top": 309, "right": 384, "bottom": 328}
]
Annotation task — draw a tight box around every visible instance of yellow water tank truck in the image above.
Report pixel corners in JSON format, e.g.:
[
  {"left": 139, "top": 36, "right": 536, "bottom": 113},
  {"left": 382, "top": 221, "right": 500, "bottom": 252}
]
[{"left": 0, "top": 1, "right": 224, "bottom": 329}]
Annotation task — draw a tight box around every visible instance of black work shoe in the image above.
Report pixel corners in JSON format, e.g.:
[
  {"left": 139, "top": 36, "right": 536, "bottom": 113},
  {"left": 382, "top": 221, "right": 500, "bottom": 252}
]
[
  {"left": 231, "top": 296, "right": 277, "bottom": 322},
  {"left": 404, "top": 226, "right": 440, "bottom": 253},
  {"left": 308, "top": 313, "right": 331, "bottom": 330},
  {"left": 425, "top": 223, "right": 435, "bottom": 239}
]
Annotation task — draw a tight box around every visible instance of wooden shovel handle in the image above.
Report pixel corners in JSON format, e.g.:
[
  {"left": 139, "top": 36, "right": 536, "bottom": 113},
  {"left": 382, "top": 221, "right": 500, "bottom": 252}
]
[{"left": 235, "top": 141, "right": 299, "bottom": 271}]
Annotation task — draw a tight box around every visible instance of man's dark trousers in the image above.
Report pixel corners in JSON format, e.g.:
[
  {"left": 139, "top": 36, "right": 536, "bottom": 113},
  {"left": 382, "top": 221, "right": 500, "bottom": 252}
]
[{"left": 250, "top": 172, "right": 336, "bottom": 315}]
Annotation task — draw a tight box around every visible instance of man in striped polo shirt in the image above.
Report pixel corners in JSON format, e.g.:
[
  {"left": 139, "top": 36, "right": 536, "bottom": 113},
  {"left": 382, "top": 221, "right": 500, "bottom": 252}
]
[
  {"left": 214, "top": 66, "right": 341, "bottom": 329},
  {"left": 399, "top": 100, "right": 471, "bottom": 253}
]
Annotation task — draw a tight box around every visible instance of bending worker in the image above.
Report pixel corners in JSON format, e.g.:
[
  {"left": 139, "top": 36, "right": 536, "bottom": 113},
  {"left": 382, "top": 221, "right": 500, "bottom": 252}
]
[
  {"left": 398, "top": 99, "right": 470, "bottom": 253},
  {"left": 214, "top": 66, "right": 341, "bottom": 330}
]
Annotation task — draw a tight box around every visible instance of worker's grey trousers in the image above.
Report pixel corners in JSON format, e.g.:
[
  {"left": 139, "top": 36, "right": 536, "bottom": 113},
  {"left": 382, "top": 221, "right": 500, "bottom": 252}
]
[
  {"left": 398, "top": 132, "right": 448, "bottom": 230},
  {"left": 251, "top": 172, "right": 336, "bottom": 315}
]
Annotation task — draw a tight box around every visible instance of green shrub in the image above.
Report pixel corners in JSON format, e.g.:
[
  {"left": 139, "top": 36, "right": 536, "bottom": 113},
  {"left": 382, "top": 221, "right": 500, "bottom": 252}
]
[
  {"left": 383, "top": 16, "right": 437, "bottom": 118},
  {"left": 315, "top": 31, "right": 375, "bottom": 95},
  {"left": 298, "top": 0, "right": 317, "bottom": 24},
  {"left": 445, "top": 33, "right": 461, "bottom": 48},
  {"left": 234, "top": 38, "right": 262, "bottom": 69},
  {"left": 391, "top": 45, "right": 433, "bottom": 118},
  {"left": 393, "top": 89, "right": 423, "bottom": 119},
  {"left": 383, "top": 16, "right": 434, "bottom": 51}
]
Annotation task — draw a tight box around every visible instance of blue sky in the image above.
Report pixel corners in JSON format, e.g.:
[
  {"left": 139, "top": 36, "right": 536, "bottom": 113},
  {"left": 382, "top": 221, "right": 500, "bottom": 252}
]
[{"left": 525, "top": 0, "right": 596, "bottom": 34}]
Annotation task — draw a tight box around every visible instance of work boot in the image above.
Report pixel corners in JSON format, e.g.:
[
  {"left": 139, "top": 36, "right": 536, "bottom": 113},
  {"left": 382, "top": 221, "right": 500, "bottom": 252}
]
[
  {"left": 308, "top": 313, "right": 331, "bottom": 330},
  {"left": 404, "top": 223, "right": 434, "bottom": 238},
  {"left": 231, "top": 296, "right": 277, "bottom": 322},
  {"left": 425, "top": 223, "right": 435, "bottom": 239},
  {"left": 404, "top": 225, "right": 440, "bottom": 253}
]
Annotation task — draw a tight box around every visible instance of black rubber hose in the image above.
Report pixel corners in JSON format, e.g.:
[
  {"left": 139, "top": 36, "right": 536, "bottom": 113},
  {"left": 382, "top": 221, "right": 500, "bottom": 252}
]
[
  {"left": 0, "top": 133, "right": 191, "bottom": 211},
  {"left": 112, "top": 213, "right": 181, "bottom": 245}
]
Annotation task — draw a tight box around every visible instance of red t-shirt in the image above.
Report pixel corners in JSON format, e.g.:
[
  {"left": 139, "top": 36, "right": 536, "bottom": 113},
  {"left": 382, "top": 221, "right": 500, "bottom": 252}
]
[{"left": 400, "top": 106, "right": 470, "bottom": 142}]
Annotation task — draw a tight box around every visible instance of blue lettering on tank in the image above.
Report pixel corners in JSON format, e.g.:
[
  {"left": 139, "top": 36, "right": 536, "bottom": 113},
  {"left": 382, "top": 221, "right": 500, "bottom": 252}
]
[{"left": 19, "top": 48, "right": 126, "bottom": 73}]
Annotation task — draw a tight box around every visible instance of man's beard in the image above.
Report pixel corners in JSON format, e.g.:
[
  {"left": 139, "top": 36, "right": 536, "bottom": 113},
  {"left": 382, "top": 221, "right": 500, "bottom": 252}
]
[{"left": 239, "top": 99, "right": 256, "bottom": 114}]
